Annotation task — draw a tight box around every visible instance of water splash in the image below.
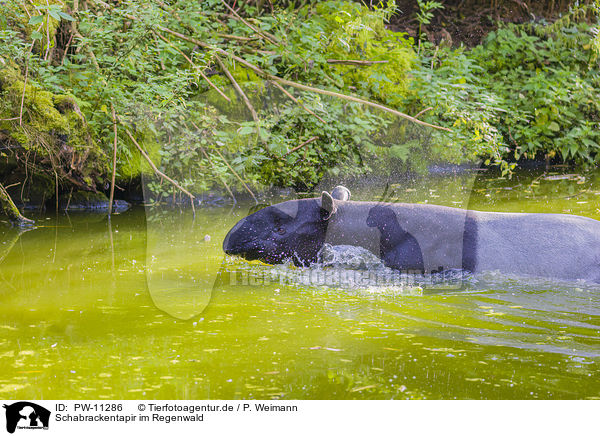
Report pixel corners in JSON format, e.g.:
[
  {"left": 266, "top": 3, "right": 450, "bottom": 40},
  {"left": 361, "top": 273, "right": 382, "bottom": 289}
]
[
  {"left": 225, "top": 244, "right": 475, "bottom": 295},
  {"left": 317, "top": 243, "right": 386, "bottom": 271}
]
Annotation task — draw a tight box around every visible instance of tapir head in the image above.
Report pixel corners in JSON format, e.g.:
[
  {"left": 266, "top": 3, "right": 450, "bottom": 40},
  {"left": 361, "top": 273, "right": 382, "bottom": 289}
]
[{"left": 223, "top": 188, "right": 349, "bottom": 266}]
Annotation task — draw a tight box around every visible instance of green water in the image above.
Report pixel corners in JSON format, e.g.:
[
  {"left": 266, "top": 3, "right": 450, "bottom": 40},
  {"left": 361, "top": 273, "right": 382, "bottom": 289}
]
[{"left": 1, "top": 170, "right": 599, "bottom": 400}]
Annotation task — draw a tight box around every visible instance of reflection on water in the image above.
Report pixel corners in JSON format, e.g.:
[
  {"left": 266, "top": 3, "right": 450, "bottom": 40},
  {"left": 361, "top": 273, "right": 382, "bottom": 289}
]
[
  {"left": 0, "top": 170, "right": 599, "bottom": 399},
  {"left": 0, "top": 228, "right": 31, "bottom": 265},
  {"left": 145, "top": 208, "right": 221, "bottom": 320}
]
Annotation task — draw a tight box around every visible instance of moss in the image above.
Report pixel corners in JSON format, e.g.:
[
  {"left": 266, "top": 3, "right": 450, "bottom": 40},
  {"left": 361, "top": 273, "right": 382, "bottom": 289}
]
[
  {"left": 314, "top": 1, "right": 415, "bottom": 107},
  {"left": 118, "top": 128, "right": 162, "bottom": 180},
  {"left": 0, "top": 61, "right": 108, "bottom": 194},
  {"left": 230, "top": 65, "right": 261, "bottom": 84},
  {"left": 0, "top": 63, "right": 65, "bottom": 137}
]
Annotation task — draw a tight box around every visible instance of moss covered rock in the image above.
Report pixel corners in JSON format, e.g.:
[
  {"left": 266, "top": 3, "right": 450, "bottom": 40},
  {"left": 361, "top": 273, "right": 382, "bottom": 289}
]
[{"left": 0, "top": 59, "right": 108, "bottom": 198}]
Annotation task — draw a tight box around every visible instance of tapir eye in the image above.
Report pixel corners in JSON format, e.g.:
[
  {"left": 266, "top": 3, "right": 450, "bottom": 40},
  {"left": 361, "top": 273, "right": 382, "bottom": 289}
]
[{"left": 275, "top": 227, "right": 286, "bottom": 235}]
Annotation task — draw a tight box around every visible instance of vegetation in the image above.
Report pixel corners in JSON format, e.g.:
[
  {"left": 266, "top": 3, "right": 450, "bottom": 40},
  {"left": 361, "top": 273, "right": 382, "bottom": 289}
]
[{"left": 0, "top": 0, "right": 599, "bottom": 222}]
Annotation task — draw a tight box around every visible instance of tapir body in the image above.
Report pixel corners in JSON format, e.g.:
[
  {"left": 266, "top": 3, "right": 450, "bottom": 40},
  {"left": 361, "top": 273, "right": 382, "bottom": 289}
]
[{"left": 223, "top": 187, "right": 600, "bottom": 283}]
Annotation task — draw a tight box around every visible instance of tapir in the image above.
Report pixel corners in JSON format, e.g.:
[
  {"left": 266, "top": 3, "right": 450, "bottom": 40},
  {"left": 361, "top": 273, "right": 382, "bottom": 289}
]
[{"left": 223, "top": 186, "right": 600, "bottom": 283}]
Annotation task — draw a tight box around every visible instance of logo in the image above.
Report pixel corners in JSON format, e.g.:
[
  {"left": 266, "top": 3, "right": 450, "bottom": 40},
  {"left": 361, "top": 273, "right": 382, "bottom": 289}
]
[{"left": 3, "top": 402, "right": 50, "bottom": 434}]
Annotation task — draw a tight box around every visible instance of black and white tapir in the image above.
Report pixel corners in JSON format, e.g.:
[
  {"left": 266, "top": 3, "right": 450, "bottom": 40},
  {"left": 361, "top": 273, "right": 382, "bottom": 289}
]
[{"left": 223, "top": 186, "right": 600, "bottom": 282}]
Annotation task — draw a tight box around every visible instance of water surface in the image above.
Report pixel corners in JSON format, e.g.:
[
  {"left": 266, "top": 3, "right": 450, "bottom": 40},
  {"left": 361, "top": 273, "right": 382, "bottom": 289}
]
[{"left": 1, "top": 170, "right": 599, "bottom": 399}]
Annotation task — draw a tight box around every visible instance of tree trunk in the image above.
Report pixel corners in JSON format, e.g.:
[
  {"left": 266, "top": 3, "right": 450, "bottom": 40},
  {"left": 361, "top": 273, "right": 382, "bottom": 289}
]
[{"left": 0, "top": 182, "right": 35, "bottom": 227}]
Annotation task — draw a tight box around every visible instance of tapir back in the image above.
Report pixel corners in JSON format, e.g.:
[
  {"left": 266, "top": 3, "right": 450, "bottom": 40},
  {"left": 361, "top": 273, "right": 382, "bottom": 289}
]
[{"left": 473, "top": 211, "right": 600, "bottom": 281}]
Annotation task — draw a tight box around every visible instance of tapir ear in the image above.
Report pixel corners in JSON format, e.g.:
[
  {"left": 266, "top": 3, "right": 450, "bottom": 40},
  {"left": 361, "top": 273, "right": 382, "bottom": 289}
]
[
  {"left": 320, "top": 191, "right": 337, "bottom": 220},
  {"left": 331, "top": 185, "right": 351, "bottom": 201}
]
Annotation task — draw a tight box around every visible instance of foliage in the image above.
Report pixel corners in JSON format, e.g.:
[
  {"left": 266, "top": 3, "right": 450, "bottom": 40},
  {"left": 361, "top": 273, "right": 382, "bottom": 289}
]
[
  {"left": 249, "top": 94, "right": 392, "bottom": 190},
  {"left": 415, "top": 0, "right": 444, "bottom": 43},
  {"left": 403, "top": 2, "right": 600, "bottom": 174},
  {"left": 402, "top": 46, "right": 511, "bottom": 173},
  {"left": 1, "top": 0, "right": 420, "bottom": 202},
  {"left": 0, "top": 0, "right": 599, "bottom": 213},
  {"left": 471, "top": 17, "right": 600, "bottom": 166},
  {"left": 285, "top": 1, "right": 415, "bottom": 106}
]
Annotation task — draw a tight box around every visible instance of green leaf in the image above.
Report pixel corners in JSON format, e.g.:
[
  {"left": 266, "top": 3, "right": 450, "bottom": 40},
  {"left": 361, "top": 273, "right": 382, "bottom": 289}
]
[
  {"left": 548, "top": 121, "right": 560, "bottom": 132},
  {"left": 48, "top": 10, "right": 61, "bottom": 21},
  {"left": 238, "top": 126, "right": 255, "bottom": 135},
  {"left": 569, "top": 143, "right": 578, "bottom": 155},
  {"left": 58, "top": 12, "right": 76, "bottom": 22},
  {"left": 258, "top": 128, "right": 271, "bottom": 141},
  {"left": 30, "top": 31, "right": 43, "bottom": 40},
  {"left": 28, "top": 15, "right": 44, "bottom": 25}
]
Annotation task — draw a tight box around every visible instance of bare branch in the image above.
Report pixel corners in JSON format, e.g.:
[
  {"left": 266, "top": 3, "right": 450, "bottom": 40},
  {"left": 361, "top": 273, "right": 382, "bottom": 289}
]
[
  {"left": 120, "top": 121, "right": 196, "bottom": 211},
  {"left": 19, "top": 61, "right": 29, "bottom": 127},
  {"left": 414, "top": 107, "right": 433, "bottom": 119},
  {"left": 0, "top": 181, "right": 34, "bottom": 226},
  {"left": 271, "top": 81, "right": 327, "bottom": 124},
  {"left": 214, "top": 54, "right": 259, "bottom": 123},
  {"left": 153, "top": 31, "right": 231, "bottom": 103},
  {"left": 190, "top": 121, "right": 257, "bottom": 204},
  {"left": 92, "top": 1, "right": 452, "bottom": 133},
  {"left": 154, "top": 26, "right": 452, "bottom": 131},
  {"left": 284, "top": 136, "right": 319, "bottom": 157},
  {"left": 217, "top": 33, "right": 259, "bottom": 42},
  {"left": 219, "top": 0, "right": 280, "bottom": 45},
  {"left": 108, "top": 101, "right": 118, "bottom": 215}
]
